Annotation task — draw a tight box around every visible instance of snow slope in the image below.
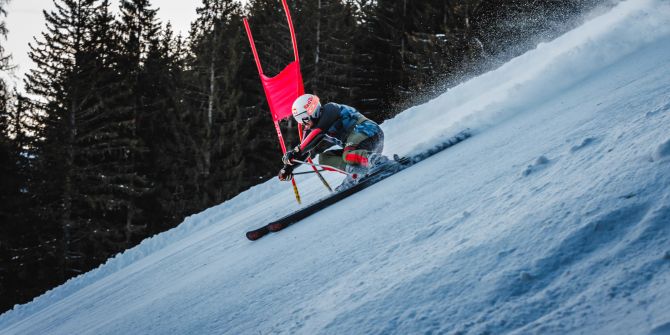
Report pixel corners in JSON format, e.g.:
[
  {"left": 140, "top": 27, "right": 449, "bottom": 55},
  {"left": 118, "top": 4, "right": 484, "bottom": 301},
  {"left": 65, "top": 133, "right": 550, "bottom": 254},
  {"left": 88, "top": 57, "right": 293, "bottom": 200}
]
[{"left": 2, "top": 0, "right": 670, "bottom": 334}]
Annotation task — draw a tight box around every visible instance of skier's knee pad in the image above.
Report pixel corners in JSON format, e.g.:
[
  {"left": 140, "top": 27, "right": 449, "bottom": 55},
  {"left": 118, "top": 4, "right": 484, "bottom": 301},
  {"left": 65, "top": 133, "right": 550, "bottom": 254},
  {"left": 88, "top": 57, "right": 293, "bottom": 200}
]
[{"left": 342, "top": 148, "right": 370, "bottom": 167}]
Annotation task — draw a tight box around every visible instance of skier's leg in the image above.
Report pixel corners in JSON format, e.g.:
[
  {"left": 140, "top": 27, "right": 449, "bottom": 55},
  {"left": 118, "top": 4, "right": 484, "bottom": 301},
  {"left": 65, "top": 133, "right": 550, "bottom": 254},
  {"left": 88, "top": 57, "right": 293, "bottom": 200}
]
[
  {"left": 342, "top": 130, "right": 384, "bottom": 167},
  {"left": 318, "top": 149, "right": 347, "bottom": 171}
]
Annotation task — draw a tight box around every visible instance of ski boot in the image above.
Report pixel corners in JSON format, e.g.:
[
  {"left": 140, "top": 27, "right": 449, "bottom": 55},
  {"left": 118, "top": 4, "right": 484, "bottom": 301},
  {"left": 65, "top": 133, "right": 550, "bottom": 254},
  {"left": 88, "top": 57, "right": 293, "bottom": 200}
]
[{"left": 335, "top": 165, "right": 368, "bottom": 192}]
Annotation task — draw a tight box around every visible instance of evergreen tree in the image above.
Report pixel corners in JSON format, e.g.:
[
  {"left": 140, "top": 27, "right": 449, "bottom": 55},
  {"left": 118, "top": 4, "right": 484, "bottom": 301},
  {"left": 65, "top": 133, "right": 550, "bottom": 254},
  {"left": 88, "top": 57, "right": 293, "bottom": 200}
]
[
  {"left": 245, "top": 0, "right": 294, "bottom": 75},
  {"left": 296, "top": 0, "right": 358, "bottom": 105},
  {"left": 347, "top": 0, "right": 381, "bottom": 117},
  {"left": 187, "top": 0, "right": 280, "bottom": 204},
  {"left": 0, "top": 0, "right": 15, "bottom": 309},
  {"left": 0, "top": 0, "right": 62, "bottom": 312},
  {"left": 139, "top": 23, "right": 201, "bottom": 231},
  {"left": 189, "top": 0, "right": 242, "bottom": 204},
  {"left": 0, "top": 0, "right": 9, "bottom": 72},
  {"left": 0, "top": 95, "right": 19, "bottom": 226},
  {"left": 113, "top": 0, "right": 170, "bottom": 243},
  {"left": 0, "top": 93, "right": 61, "bottom": 313},
  {"left": 25, "top": 0, "right": 136, "bottom": 276},
  {"left": 353, "top": 0, "right": 423, "bottom": 118},
  {"left": 402, "top": 0, "right": 485, "bottom": 103}
]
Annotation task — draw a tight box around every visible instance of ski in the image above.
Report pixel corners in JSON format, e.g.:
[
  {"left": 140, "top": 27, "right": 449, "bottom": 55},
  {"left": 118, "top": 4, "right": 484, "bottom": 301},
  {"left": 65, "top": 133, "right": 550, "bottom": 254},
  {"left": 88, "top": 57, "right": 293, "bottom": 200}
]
[{"left": 246, "top": 130, "right": 472, "bottom": 241}]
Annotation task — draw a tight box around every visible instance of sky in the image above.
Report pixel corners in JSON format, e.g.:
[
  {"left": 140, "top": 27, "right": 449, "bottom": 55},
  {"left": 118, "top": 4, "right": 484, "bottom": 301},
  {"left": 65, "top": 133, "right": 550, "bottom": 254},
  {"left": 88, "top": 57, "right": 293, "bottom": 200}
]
[{"left": 4, "top": 0, "right": 201, "bottom": 91}]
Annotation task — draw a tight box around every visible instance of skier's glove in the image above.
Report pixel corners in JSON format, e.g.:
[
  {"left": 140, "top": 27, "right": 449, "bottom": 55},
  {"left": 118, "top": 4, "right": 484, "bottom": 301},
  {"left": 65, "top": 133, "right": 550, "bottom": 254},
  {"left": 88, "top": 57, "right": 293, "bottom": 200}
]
[
  {"left": 282, "top": 146, "right": 301, "bottom": 165},
  {"left": 278, "top": 165, "right": 294, "bottom": 181}
]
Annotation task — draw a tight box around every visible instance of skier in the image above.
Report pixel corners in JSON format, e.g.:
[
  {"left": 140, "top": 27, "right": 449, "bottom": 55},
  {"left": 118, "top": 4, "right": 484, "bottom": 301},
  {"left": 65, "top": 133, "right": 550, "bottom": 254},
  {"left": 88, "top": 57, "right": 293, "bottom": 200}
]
[{"left": 278, "top": 94, "right": 387, "bottom": 187}]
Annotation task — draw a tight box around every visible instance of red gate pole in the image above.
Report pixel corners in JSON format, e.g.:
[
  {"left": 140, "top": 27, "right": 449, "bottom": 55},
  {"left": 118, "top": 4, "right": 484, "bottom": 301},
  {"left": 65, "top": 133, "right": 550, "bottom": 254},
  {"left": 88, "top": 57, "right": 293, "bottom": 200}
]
[{"left": 244, "top": 18, "right": 302, "bottom": 204}]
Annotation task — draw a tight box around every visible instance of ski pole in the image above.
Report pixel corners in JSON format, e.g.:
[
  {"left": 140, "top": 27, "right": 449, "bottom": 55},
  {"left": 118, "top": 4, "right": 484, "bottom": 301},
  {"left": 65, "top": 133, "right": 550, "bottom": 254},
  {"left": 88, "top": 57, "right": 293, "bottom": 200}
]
[
  {"left": 291, "top": 159, "right": 363, "bottom": 179},
  {"left": 292, "top": 169, "right": 327, "bottom": 176},
  {"left": 291, "top": 159, "right": 349, "bottom": 175},
  {"left": 307, "top": 157, "right": 332, "bottom": 192},
  {"left": 297, "top": 123, "right": 332, "bottom": 192}
]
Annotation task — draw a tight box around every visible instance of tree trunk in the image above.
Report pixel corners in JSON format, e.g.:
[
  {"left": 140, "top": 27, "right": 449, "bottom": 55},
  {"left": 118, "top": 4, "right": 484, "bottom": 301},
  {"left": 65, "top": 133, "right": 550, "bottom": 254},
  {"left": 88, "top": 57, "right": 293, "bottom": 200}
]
[{"left": 61, "top": 98, "right": 77, "bottom": 276}]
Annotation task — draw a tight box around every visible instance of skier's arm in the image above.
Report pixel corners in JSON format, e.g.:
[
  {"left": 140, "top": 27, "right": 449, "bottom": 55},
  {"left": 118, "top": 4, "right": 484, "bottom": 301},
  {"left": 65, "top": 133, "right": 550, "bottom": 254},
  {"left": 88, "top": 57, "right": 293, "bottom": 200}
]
[
  {"left": 297, "top": 103, "right": 339, "bottom": 152},
  {"left": 299, "top": 129, "right": 324, "bottom": 152}
]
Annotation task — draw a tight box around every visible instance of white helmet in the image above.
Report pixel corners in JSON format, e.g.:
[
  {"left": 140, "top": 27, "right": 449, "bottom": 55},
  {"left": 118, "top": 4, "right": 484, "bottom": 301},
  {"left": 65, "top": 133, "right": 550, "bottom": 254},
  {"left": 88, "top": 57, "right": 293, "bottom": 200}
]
[{"left": 292, "top": 94, "right": 321, "bottom": 125}]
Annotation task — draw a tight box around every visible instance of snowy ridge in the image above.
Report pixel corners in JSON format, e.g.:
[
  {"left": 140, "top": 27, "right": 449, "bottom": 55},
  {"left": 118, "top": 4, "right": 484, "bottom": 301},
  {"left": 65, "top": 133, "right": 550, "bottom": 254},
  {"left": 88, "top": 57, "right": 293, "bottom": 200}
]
[
  {"left": 1, "top": 0, "right": 670, "bottom": 333},
  {"left": 383, "top": 0, "right": 670, "bottom": 156},
  {"left": 0, "top": 177, "right": 289, "bottom": 324}
]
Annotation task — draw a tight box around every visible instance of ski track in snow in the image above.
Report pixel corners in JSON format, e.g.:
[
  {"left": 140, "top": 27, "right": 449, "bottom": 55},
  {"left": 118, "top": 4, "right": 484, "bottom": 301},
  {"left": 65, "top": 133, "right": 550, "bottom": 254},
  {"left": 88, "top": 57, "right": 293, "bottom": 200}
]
[{"left": 2, "top": 0, "right": 670, "bottom": 334}]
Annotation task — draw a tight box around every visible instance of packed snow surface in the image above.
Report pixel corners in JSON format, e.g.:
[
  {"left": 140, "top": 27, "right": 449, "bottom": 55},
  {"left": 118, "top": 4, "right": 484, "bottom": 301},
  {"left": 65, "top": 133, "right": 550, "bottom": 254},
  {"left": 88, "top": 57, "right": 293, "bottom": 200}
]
[{"left": 2, "top": 0, "right": 670, "bottom": 334}]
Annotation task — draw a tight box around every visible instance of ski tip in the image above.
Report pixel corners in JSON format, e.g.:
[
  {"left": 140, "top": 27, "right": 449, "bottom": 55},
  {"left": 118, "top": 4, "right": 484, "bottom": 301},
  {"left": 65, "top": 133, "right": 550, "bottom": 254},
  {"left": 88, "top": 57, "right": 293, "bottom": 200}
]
[{"left": 246, "top": 228, "right": 268, "bottom": 241}]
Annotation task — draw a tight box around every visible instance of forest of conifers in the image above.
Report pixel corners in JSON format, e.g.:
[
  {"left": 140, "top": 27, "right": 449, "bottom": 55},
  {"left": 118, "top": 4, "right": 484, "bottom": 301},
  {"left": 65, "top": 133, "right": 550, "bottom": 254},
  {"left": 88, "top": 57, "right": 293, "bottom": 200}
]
[{"left": 0, "top": 0, "right": 604, "bottom": 313}]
